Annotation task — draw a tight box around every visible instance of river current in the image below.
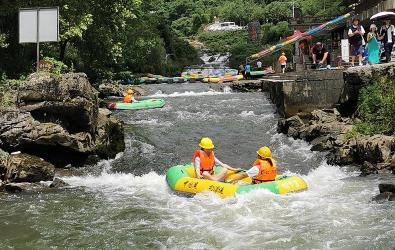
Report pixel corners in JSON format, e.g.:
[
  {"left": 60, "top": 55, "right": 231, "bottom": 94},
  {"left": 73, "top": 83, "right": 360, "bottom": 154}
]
[{"left": 0, "top": 83, "right": 394, "bottom": 249}]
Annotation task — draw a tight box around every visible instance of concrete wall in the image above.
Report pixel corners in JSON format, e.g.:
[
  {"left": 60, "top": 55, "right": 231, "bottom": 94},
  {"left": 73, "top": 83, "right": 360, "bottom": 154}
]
[{"left": 263, "top": 70, "right": 345, "bottom": 117}]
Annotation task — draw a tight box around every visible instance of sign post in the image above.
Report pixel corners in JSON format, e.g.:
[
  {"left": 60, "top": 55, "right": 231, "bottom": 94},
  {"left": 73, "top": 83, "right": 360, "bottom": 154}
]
[{"left": 19, "top": 7, "right": 59, "bottom": 72}]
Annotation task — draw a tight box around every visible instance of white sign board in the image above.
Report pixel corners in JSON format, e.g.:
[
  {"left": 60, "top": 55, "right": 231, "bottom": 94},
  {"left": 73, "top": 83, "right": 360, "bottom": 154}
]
[
  {"left": 19, "top": 7, "right": 59, "bottom": 43},
  {"left": 341, "top": 39, "right": 349, "bottom": 62}
]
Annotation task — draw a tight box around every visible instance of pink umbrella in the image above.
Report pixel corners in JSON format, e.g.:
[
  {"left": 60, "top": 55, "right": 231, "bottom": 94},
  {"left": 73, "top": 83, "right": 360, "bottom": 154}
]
[{"left": 370, "top": 11, "right": 395, "bottom": 21}]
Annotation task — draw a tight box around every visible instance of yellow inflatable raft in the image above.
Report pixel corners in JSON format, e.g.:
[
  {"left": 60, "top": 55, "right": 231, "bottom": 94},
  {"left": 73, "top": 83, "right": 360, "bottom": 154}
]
[{"left": 166, "top": 164, "right": 308, "bottom": 198}]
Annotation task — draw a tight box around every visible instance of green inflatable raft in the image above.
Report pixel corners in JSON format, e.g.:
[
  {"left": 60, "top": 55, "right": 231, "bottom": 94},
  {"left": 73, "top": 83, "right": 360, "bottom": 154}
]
[
  {"left": 108, "top": 99, "right": 165, "bottom": 110},
  {"left": 166, "top": 164, "right": 308, "bottom": 198}
]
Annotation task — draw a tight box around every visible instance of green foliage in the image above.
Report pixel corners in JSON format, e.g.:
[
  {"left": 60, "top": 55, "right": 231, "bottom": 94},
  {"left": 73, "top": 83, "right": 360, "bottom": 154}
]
[
  {"left": 0, "top": 0, "right": 346, "bottom": 81},
  {"left": 264, "top": 2, "right": 292, "bottom": 23},
  {"left": 345, "top": 127, "right": 360, "bottom": 140},
  {"left": 261, "top": 21, "right": 291, "bottom": 45},
  {"left": 0, "top": 79, "right": 22, "bottom": 108},
  {"left": 294, "top": 0, "right": 345, "bottom": 17},
  {"left": 43, "top": 57, "right": 74, "bottom": 75},
  {"left": 356, "top": 76, "right": 395, "bottom": 135},
  {"left": 217, "top": 0, "right": 265, "bottom": 24},
  {"left": 0, "top": 33, "right": 8, "bottom": 48},
  {"left": 197, "top": 30, "right": 250, "bottom": 54}
]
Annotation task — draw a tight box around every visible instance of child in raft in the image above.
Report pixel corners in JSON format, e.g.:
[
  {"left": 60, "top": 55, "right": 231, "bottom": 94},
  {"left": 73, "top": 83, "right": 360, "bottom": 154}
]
[
  {"left": 123, "top": 89, "right": 138, "bottom": 103},
  {"left": 226, "top": 146, "right": 277, "bottom": 184},
  {"left": 193, "top": 137, "right": 239, "bottom": 181}
]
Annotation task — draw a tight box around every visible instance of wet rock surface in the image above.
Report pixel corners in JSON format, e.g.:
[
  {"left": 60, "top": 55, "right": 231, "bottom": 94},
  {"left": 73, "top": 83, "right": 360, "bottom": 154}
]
[
  {"left": 372, "top": 183, "right": 395, "bottom": 202},
  {"left": 4, "top": 182, "right": 48, "bottom": 193},
  {"left": 2, "top": 153, "right": 55, "bottom": 183},
  {"left": 0, "top": 72, "right": 125, "bottom": 172},
  {"left": 17, "top": 73, "right": 99, "bottom": 134},
  {"left": 49, "top": 177, "right": 69, "bottom": 188}
]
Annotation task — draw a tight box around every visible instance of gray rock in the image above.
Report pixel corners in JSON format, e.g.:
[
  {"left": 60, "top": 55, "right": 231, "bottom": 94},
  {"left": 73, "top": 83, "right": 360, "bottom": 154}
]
[
  {"left": 94, "top": 108, "right": 125, "bottom": 159},
  {"left": 311, "top": 109, "right": 341, "bottom": 123},
  {"left": 355, "top": 135, "right": 394, "bottom": 164},
  {"left": 49, "top": 177, "right": 69, "bottom": 188},
  {"left": 0, "top": 73, "right": 125, "bottom": 167},
  {"left": 277, "top": 115, "right": 305, "bottom": 138},
  {"left": 4, "top": 183, "right": 23, "bottom": 192},
  {"left": 379, "top": 183, "right": 395, "bottom": 194},
  {"left": 17, "top": 73, "right": 99, "bottom": 134},
  {"left": 372, "top": 192, "right": 395, "bottom": 202},
  {"left": 344, "top": 62, "right": 395, "bottom": 86},
  {"left": 360, "top": 161, "right": 378, "bottom": 176},
  {"left": 0, "top": 109, "right": 95, "bottom": 166},
  {"left": 4, "top": 182, "right": 45, "bottom": 193},
  {"left": 327, "top": 143, "right": 355, "bottom": 165},
  {"left": 4, "top": 153, "right": 55, "bottom": 182},
  {"left": 310, "top": 136, "right": 334, "bottom": 151}
]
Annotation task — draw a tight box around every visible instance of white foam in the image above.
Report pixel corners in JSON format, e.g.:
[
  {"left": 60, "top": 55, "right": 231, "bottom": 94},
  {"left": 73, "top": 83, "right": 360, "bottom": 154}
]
[
  {"left": 127, "top": 119, "right": 173, "bottom": 127},
  {"left": 147, "top": 90, "right": 231, "bottom": 98},
  {"left": 240, "top": 110, "right": 255, "bottom": 117},
  {"left": 57, "top": 157, "right": 393, "bottom": 249}
]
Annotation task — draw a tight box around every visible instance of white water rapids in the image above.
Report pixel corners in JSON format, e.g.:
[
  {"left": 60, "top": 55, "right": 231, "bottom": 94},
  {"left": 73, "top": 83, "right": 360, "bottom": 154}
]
[{"left": 0, "top": 83, "right": 394, "bottom": 249}]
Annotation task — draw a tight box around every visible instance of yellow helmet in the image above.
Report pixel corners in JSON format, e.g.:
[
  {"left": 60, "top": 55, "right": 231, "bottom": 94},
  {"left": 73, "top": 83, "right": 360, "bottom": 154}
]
[
  {"left": 127, "top": 89, "right": 134, "bottom": 94},
  {"left": 199, "top": 137, "right": 214, "bottom": 149},
  {"left": 257, "top": 146, "right": 272, "bottom": 159}
]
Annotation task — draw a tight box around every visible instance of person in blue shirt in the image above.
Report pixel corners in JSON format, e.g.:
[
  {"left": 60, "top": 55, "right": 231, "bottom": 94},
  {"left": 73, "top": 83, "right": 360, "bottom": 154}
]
[{"left": 245, "top": 63, "right": 251, "bottom": 79}]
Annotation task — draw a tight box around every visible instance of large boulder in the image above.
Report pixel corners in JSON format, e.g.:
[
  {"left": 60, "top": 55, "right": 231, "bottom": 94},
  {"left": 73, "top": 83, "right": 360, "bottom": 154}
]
[
  {"left": 354, "top": 135, "right": 395, "bottom": 164},
  {"left": 17, "top": 73, "right": 98, "bottom": 134},
  {"left": 0, "top": 73, "right": 125, "bottom": 167},
  {"left": 379, "top": 183, "right": 395, "bottom": 193},
  {"left": 327, "top": 139, "right": 356, "bottom": 165},
  {"left": 49, "top": 177, "right": 69, "bottom": 188},
  {"left": 94, "top": 108, "right": 125, "bottom": 159},
  {"left": 372, "top": 183, "right": 395, "bottom": 202},
  {"left": 0, "top": 148, "right": 8, "bottom": 180},
  {"left": 0, "top": 110, "right": 94, "bottom": 166},
  {"left": 3, "top": 153, "right": 55, "bottom": 182},
  {"left": 277, "top": 115, "right": 305, "bottom": 138}
]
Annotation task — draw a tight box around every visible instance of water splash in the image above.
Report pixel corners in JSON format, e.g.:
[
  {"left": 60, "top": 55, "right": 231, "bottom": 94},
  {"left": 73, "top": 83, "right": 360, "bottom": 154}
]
[{"left": 147, "top": 90, "right": 231, "bottom": 98}]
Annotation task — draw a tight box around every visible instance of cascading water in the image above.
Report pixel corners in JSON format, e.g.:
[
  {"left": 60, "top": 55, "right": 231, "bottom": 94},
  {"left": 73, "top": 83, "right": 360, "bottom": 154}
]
[{"left": 0, "top": 83, "right": 393, "bottom": 249}]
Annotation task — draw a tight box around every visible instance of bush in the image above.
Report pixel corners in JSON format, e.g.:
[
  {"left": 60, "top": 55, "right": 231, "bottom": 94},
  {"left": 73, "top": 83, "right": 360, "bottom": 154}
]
[
  {"left": 356, "top": 76, "right": 395, "bottom": 135},
  {"left": 42, "top": 57, "right": 74, "bottom": 75}
]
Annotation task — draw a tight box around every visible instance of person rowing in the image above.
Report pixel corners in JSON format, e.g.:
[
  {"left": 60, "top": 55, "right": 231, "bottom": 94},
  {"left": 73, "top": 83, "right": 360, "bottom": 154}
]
[
  {"left": 192, "top": 137, "right": 238, "bottom": 181},
  {"left": 227, "top": 146, "right": 277, "bottom": 184}
]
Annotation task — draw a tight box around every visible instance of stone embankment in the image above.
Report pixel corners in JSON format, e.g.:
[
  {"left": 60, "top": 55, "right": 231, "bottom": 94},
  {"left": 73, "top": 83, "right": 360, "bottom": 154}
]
[
  {"left": 222, "top": 63, "right": 395, "bottom": 178},
  {"left": 276, "top": 63, "right": 395, "bottom": 176},
  {"left": 0, "top": 73, "right": 125, "bottom": 192}
]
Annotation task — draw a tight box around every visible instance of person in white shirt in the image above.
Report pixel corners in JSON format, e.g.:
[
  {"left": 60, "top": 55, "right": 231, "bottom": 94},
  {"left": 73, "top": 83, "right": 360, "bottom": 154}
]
[
  {"left": 348, "top": 18, "right": 365, "bottom": 66},
  {"left": 256, "top": 61, "right": 262, "bottom": 69},
  {"left": 379, "top": 18, "right": 395, "bottom": 63}
]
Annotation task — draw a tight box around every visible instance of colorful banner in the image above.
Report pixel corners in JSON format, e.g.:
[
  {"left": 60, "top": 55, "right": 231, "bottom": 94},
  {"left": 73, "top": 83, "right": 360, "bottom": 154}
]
[{"left": 249, "top": 13, "right": 352, "bottom": 59}]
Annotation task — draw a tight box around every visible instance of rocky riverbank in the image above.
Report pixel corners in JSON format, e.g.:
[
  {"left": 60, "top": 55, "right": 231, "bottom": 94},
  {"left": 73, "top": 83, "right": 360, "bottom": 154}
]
[
  {"left": 270, "top": 63, "right": 395, "bottom": 178},
  {"left": 0, "top": 73, "right": 125, "bottom": 192},
  {"left": 278, "top": 108, "right": 395, "bottom": 176}
]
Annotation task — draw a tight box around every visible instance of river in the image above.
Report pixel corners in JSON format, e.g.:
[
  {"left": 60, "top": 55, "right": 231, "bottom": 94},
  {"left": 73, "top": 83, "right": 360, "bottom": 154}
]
[{"left": 0, "top": 83, "right": 394, "bottom": 249}]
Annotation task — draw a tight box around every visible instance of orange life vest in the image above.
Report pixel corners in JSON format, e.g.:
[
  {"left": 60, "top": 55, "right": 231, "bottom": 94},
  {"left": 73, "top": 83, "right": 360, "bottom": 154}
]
[
  {"left": 123, "top": 94, "right": 134, "bottom": 103},
  {"left": 252, "top": 159, "right": 277, "bottom": 184},
  {"left": 192, "top": 150, "right": 215, "bottom": 174}
]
